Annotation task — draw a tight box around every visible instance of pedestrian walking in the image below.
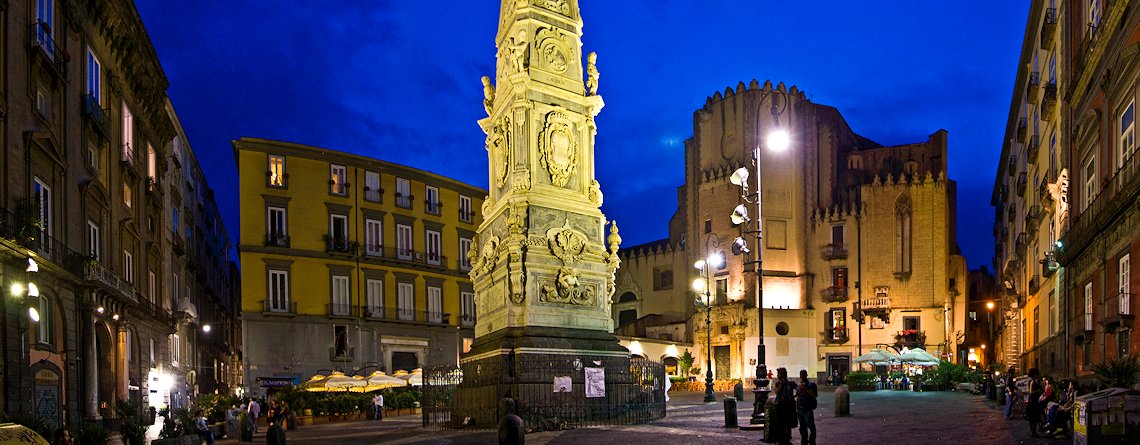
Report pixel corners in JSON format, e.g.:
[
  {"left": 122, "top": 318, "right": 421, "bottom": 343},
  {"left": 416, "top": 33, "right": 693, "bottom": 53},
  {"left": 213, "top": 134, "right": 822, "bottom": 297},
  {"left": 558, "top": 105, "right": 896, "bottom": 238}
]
[
  {"left": 1003, "top": 367, "right": 1016, "bottom": 419},
  {"left": 195, "top": 410, "right": 217, "bottom": 445},
  {"left": 266, "top": 401, "right": 286, "bottom": 445},
  {"left": 1026, "top": 368, "right": 1044, "bottom": 437},
  {"left": 795, "top": 369, "right": 817, "bottom": 445},
  {"left": 772, "top": 367, "right": 797, "bottom": 445},
  {"left": 248, "top": 398, "right": 262, "bottom": 434},
  {"left": 51, "top": 427, "right": 74, "bottom": 445},
  {"left": 373, "top": 393, "right": 384, "bottom": 420}
]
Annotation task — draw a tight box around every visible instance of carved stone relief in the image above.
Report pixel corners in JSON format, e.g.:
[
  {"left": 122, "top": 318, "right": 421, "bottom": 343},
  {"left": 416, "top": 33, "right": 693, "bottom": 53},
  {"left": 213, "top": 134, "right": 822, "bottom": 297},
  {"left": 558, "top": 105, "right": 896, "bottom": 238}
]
[
  {"left": 535, "top": 28, "right": 571, "bottom": 75},
  {"left": 492, "top": 116, "right": 512, "bottom": 188},
  {"left": 538, "top": 112, "right": 578, "bottom": 187},
  {"left": 588, "top": 180, "right": 603, "bottom": 206},
  {"left": 538, "top": 222, "right": 595, "bottom": 306},
  {"left": 533, "top": 0, "right": 571, "bottom": 16}
]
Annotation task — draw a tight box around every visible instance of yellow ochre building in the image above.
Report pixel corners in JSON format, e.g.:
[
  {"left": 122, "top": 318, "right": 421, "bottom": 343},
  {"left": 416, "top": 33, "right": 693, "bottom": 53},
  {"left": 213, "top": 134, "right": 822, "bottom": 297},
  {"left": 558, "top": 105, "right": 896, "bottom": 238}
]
[{"left": 234, "top": 138, "right": 484, "bottom": 392}]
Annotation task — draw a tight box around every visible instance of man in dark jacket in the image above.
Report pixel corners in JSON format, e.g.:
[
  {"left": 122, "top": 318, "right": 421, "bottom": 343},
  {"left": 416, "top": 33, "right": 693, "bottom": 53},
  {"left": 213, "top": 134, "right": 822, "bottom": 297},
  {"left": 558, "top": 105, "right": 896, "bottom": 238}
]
[{"left": 796, "top": 369, "right": 818, "bottom": 445}]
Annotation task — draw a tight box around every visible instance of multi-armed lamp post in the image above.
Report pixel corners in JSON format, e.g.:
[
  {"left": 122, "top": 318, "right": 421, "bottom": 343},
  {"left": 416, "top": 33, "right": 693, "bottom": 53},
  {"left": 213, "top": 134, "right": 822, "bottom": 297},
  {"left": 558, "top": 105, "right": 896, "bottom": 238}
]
[
  {"left": 729, "top": 90, "right": 790, "bottom": 428},
  {"left": 692, "top": 234, "right": 723, "bottom": 403}
]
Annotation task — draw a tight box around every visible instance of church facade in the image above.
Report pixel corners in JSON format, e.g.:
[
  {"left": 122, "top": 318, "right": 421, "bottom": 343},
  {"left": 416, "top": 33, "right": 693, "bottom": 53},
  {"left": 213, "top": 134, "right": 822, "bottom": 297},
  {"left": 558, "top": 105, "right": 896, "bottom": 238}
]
[{"left": 615, "top": 82, "right": 968, "bottom": 381}]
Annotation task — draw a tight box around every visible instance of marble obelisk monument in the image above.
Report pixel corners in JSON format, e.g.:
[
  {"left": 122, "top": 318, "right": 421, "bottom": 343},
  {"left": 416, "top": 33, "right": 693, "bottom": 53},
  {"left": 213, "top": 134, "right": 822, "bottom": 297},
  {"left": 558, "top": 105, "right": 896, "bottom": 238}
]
[{"left": 456, "top": 0, "right": 649, "bottom": 427}]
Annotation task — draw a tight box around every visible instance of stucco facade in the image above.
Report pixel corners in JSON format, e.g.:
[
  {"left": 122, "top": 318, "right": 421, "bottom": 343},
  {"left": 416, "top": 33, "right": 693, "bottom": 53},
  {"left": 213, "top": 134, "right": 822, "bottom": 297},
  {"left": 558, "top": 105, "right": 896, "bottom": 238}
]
[{"left": 235, "top": 138, "right": 484, "bottom": 394}]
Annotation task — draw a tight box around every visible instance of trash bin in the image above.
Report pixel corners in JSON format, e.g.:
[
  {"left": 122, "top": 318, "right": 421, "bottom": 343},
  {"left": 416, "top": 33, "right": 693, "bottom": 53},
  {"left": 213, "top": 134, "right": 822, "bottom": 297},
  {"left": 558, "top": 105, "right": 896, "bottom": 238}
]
[
  {"left": 723, "top": 397, "right": 738, "bottom": 428},
  {"left": 1073, "top": 387, "right": 1140, "bottom": 445}
]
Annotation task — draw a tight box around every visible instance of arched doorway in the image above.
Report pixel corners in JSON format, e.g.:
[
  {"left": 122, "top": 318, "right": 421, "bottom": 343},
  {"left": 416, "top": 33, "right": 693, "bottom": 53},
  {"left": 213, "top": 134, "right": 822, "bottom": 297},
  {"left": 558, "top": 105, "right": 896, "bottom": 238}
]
[{"left": 95, "top": 323, "right": 115, "bottom": 419}]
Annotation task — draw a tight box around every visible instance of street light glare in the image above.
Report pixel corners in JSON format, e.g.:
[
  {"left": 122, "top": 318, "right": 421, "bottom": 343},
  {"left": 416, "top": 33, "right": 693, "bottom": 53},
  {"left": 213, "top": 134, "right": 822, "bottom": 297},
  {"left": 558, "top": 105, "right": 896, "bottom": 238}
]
[
  {"left": 692, "top": 278, "right": 707, "bottom": 293},
  {"left": 694, "top": 260, "right": 705, "bottom": 270},
  {"left": 202, "top": 324, "right": 212, "bottom": 333},
  {"left": 10, "top": 283, "right": 24, "bottom": 296},
  {"left": 767, "top": 129, "right": 790, "bottom": 152},
  {"left": 986, "top": 301, "right": 995, "bottom": 310},
  {"left": 28, "top": 283, "right": 39, "bottom": 297},
  {"left": 707, "top": 252, "right": 724, "bottom": 269}
]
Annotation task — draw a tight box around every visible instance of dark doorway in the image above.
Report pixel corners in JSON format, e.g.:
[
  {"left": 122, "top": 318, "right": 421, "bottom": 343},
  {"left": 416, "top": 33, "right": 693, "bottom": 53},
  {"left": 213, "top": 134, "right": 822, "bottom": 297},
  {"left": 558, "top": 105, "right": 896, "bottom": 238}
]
[
  {"left": 391, "top": 351, "right": 418, "bottom": 373},
  {"left": 95, "top": 325, "right": 114, "bottom": 419},
  {"left": 714, "top": 346, "right": 731, "bottom": 379},
  {"left": 827, "top": 354, "right": 851, "bottom": 384},
  {"left": 618, "top": 310, "right": 637, "bottom": 327}
]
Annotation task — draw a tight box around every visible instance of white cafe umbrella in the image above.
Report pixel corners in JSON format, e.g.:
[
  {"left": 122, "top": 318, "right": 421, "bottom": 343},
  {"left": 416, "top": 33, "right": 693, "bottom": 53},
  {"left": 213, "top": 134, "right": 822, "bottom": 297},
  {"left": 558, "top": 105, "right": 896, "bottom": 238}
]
[
  {"left": 853, "top": 349, "right": 898, "bottom": 365},
  {"left": 896, "top": 348, "right": 939, "bottom": 366}
]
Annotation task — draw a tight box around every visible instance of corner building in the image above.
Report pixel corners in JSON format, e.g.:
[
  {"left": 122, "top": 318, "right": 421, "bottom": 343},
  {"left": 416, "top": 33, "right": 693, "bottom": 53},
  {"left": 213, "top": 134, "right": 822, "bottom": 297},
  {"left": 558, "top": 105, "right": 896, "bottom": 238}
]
[
  {"left": 1, "top": 0, "right": 238, "bottom": 428},
  {"left": 235, "top": 138, "right": 484, "bottom": 392}
]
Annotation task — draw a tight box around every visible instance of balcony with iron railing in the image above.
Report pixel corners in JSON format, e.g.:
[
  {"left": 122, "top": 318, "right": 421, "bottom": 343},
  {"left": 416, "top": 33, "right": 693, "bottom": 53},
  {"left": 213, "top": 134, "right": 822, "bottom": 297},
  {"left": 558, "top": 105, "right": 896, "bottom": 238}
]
[
  {"left": 1000, "top": 183, "right": 1009, "bottom": 202},
  {"left": 1007, "top": 156, "right": 1017, "bottom": 176},
  {"left": 1027, "top": 135, "right": 1040, "bottom": 160},
  {"left": 1101, "top": 293, "right": 1134, "bottom": 329},
  {"left": 820, "top": 242, "right": 847, "bottom": 260},
  {"left": 325, "top": 236, "right": 359, "bottom": 255},
  {"left": 459, "top": 209, "right": 475, "bottom": 224},
  {"left": 1041, "top": 8, "right": 1058, "bottom": 47},
  {"left": 1028, "top": 274, "right": 1041, "bottom": 295},
  {"left": 425, "top": 199, "right": 442, "bottom": 215},
  {"left": 1008, "top": 204, "right": 1016, "bottom": 222},
  {"left": 1016, "top": 117, "right": 1028, "bottom": 141},
  {"left": 820, "top": 286, "right": 848, "bottom": 303},
  {"left": 121, "top": 143, "right": 135, "bottom": 167},
  {"left": 460, "top": 313, "right": 476, "bottom": 328},
  {"left": 171, "top": 235, "right": 185, "bottom": 256},
  {"left": 1060, "top": 150, "right": 1140, "bottom": 263},
  {"left": 821, "top": 326, "right": 850, "bottom": 345},
  {"left": 365, "top": 306, "right": 451, "bottom": 326},
  {"left": 261, "top": 300, "right": 297, "bottom": 315},
  {"left": 327, "top": 303, "right": 356, "bottom": 318},
  {"left": 83, "top": 94, "right": 109, "bottom": 137},
  {"left": 1017, "top": 172, "right": 1028, "bottom": 196},
  {"left": 1015, "top": 232, "right": 1028, "bottom": 256},
  {"left": 364, "top": 187, "right": 382, "bottom": 203},
  {"left": 29, "top": 21, "right": 65, "bottom": 77},
  {"left": 362, "top": 246, "right": 449, "bottom": 270},
  {"left": 264, "top": 233, "right": 290, "bottom": 248},
  {"left": 81, "top": 260, "right": 136, "bottom": 304},
  {"left": 1027, "top": 204, "right": 1042, "bottom": 225},
  {"left": 1042, "top": 81, "right": 1058, "bottom": 115},
  {"left": 395, "top": 192, "right": 413, "bottom": 209},
  {"left": 1027, "top": 71, "right": 1041, "bottom": 102}
]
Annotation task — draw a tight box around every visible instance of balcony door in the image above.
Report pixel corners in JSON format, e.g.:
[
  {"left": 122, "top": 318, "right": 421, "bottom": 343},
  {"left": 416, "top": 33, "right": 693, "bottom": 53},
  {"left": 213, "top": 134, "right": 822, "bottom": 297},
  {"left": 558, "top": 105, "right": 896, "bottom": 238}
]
[
  {"left": 397, "top": 282, "right": 414, "bottom": 321},
  {"left": 427, "top": 286, "right": 442, "bottom": 323},
  {"left": 396, "top": 224, "right": 413, "bottom": 260}
]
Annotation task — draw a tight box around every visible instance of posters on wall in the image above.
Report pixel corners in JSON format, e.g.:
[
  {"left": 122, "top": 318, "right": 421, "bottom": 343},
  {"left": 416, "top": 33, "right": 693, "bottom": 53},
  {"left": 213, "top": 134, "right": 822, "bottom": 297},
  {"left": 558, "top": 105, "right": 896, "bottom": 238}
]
[
  {"left": 553, "top": 376, "right": 572, "bottom": 393},
  {"left": 585, "top": 367, "right": 605, "bottom": 398}
]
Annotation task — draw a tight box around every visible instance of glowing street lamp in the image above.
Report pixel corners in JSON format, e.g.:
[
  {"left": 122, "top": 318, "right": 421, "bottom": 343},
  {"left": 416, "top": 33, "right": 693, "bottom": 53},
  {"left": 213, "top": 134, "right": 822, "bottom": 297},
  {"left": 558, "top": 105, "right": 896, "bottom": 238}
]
[{"left": 693, "top": 234, "right": 722, "bottom": 403}]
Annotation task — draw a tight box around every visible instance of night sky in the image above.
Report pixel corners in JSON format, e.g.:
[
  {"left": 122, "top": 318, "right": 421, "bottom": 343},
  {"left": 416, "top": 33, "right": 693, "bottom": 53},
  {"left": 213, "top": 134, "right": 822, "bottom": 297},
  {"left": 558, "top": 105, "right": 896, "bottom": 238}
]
[{"left": 135, "top": 1, "right": 1029, "bottom": 270}]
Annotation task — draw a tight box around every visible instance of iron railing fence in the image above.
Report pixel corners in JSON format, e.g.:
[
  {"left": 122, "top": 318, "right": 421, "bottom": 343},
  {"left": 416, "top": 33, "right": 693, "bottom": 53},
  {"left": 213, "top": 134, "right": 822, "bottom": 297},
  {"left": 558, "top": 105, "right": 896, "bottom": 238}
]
[{"left": 422, "top": 355, "right": 665, "bottom": 430}]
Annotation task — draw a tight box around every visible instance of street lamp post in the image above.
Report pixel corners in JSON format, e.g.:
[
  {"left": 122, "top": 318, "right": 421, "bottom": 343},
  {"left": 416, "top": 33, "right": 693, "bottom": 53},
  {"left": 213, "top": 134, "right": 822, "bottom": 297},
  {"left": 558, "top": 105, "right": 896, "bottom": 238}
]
[
  {"left": 730, "top": 89, "right": 790, "bottom": 428},
  {"left": 692, "top": 234, "right": 723, "bottom": 403}
]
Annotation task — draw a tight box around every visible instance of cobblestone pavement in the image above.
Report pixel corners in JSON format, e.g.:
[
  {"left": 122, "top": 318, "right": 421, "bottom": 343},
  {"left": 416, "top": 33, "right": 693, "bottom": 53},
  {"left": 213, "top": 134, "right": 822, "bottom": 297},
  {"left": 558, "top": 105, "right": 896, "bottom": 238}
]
[{"left": 214, "top": 387, "right": 1072, "bottom": 444}]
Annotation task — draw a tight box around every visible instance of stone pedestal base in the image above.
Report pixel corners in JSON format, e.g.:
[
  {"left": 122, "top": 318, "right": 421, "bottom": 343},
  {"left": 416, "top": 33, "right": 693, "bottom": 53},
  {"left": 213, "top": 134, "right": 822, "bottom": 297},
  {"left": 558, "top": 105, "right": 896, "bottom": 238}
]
[{"left": 449, "top": 326, "right": 663, "bottom": 429}]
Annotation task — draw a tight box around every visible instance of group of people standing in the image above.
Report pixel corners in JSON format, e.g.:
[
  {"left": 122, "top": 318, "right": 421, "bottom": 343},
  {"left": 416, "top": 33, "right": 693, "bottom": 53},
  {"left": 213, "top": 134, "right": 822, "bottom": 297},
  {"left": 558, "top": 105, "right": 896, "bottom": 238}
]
[
  {"left": 770, "top": 367, "right": 818, "bottom": 445},
  {"left": 1004, "top": 367, "right": 1081, "bottom": 439}
]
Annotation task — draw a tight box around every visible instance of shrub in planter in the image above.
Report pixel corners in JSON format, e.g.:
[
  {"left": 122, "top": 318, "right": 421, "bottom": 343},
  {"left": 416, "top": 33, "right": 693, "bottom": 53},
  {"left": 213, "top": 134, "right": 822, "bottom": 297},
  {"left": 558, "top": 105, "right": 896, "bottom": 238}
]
[
  {"left": 844, "top": 371, "right": 878, "bottom": 391},
  {"left": 77, "top": 423, "right": 110, "bottom": 445}
]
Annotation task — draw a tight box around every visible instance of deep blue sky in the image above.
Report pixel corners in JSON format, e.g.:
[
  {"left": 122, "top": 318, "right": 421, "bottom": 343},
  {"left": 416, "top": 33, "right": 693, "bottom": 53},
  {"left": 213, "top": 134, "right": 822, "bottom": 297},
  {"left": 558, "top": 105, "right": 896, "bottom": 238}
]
[{"left": 136, "top": 1, "right": 1028, "bottom": 270}]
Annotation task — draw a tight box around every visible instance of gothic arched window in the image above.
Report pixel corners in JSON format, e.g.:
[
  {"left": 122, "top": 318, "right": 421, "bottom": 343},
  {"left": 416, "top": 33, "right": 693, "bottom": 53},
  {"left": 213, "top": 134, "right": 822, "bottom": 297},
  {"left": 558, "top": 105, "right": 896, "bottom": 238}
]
[{"left": 895, "top": 194, "right": 912, "bottom": 274}]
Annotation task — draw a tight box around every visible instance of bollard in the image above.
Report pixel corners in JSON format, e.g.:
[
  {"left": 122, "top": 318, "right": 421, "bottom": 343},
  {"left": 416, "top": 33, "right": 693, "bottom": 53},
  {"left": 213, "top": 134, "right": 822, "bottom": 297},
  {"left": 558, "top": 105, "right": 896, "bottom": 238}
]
[
  {"left": 762, "top": 395, "right": 776, "bottom": 443},
  {"left": 723, "top": 397, "right": 738, "bottom": 428},
  {"left": 835, "top": 384, "right": 850, "bottom": 417},
  {"left": 734, "top": 381, "right": 744, "bottom": 401},
  {"left": 498, "top": 398, "right": 525, "bottom": 445}
]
